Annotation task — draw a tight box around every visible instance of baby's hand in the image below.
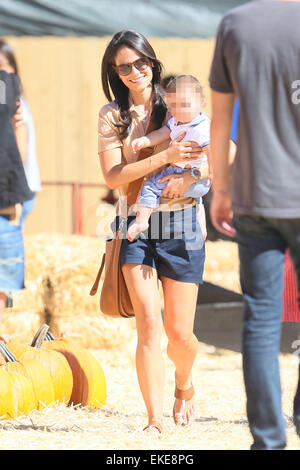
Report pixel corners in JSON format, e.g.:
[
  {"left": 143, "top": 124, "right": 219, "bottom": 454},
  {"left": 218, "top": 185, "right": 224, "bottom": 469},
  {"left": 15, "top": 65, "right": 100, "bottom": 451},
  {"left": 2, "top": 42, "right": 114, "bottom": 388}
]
[{"left": 131, "top": 137, "right": 148, "bottom": 153}]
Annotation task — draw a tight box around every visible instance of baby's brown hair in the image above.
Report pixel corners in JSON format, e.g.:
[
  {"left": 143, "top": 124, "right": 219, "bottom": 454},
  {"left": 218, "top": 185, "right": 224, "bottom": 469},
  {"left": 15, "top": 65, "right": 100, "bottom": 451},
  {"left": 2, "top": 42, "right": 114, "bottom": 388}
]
[{"left": 166, "top": 75, "right": 204, "bottom": 97}]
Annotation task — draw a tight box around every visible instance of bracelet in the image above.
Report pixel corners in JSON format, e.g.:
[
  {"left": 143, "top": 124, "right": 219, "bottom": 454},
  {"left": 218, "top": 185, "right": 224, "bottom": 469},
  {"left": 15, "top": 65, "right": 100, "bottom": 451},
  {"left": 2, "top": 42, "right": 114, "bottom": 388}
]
[{"left": 143, "top": 156, "right": 153, "bottom": 182}]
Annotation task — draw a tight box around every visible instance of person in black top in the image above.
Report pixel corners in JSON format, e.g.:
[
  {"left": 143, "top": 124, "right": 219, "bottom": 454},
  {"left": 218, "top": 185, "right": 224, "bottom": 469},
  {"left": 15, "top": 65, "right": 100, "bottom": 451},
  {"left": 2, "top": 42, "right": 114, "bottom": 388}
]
[
  {"left": 0, "top": 70, "right": 33, "bottom": 325},
  {"left": 0, "top": 70, "right": 33, "bottom": 210}
]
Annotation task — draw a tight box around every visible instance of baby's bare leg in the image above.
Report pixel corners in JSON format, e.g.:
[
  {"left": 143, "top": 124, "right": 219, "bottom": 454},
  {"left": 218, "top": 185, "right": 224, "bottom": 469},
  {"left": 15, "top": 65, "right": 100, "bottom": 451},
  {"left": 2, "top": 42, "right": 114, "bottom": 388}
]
[{"left": 127, "top": 205, "right": 153, "bottom": 242}]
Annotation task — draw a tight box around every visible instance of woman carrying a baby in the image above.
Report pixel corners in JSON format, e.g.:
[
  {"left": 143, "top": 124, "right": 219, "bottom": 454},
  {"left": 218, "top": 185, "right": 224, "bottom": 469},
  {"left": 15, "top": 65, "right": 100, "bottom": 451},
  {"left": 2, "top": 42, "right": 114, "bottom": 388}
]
[{"left": 98, "top": 30, "right": 230, "bottom": 434}]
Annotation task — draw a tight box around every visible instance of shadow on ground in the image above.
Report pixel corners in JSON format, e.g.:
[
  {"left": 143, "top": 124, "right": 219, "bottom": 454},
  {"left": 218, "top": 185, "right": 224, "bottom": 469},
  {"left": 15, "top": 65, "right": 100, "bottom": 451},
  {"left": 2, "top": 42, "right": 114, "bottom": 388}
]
[{"left": 195, "top": 282, "right": 300, "bottom": 354}]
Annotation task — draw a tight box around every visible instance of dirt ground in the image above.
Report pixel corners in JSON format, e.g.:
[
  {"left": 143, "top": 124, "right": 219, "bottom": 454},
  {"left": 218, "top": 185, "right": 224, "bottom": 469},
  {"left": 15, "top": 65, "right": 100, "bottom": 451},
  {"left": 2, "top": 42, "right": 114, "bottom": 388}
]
[
  {"left": 1, "top": 235, "right": 298, "bottom": 450},
  {"left": 0, "top": 334, "right": 299, "bottom": 451}
]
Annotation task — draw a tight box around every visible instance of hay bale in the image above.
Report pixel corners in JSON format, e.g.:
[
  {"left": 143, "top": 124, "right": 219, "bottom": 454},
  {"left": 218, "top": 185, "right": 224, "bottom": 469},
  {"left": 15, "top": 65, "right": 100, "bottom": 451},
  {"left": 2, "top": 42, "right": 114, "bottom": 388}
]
[
  {"left": 41, "top": 263, "right": 103, "bottom": 319},
  {"left": 23, "top": 233, "right": 138, "bottom": 349},
  {"left": 4, "top": 234, "right": 241, "bottom": 348},
  {"left": 49, "top": 315, "right": 137, "bottom": 350},
  {"left": 24, "top": 233, "right": 106, "bottom": 319},
  {"left": 6, "top": 281, "right": 44, "bottom": 315},
  {"left": 1, "top": 310, "right": 41, "bottom": 342}
]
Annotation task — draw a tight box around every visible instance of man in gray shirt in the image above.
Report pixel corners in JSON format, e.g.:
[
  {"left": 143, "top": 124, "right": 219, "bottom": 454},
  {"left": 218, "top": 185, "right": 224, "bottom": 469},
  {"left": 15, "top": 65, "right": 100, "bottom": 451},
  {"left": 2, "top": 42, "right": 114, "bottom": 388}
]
[{"left": 209, "top": 0, "right": 300, "bottom": 450}]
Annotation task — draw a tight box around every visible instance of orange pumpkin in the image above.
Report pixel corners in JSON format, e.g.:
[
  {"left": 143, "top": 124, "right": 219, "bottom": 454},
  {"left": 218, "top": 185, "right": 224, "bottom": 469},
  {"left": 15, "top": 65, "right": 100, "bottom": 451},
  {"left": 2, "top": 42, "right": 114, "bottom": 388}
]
[
  {"left": 7, "top": 325, "right": 73, "bottom": 404},
  {"left": 0, "top": 341, "right": 35, "bottom": 416},
  {"left": 0, "top": 341, "right": 55, "bottom": 410},
  {"left": 0, "top": 368, "right": 15, "bottom": 419},
  {"left": 5, "top": 370, "right": 36, "bottom": 416},
  {"left": 43, "top": 329, "right": 106, "bottom": 407}
]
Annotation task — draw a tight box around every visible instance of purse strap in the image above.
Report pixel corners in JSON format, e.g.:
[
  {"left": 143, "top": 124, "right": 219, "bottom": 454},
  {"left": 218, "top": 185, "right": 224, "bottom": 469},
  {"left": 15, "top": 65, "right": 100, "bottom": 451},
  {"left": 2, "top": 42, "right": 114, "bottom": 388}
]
[
  {"left": 126, "top": 118, "right": 158, "bottom": 209},
  {"left": 89, "top": 253, "right": 106, "bottom": 296},
  {"left": 89, "top": 118, "right": 158, "bottom": 297},
  {"left": 0, "top": 205, "right": 16, "bottom": 215}
]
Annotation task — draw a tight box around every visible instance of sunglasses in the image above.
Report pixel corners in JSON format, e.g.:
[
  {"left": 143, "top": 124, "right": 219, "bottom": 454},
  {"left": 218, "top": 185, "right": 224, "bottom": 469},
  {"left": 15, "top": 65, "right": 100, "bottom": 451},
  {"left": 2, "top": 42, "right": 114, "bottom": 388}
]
[{"left": 113, "top": 57, "right": 151, "bottom": 76}]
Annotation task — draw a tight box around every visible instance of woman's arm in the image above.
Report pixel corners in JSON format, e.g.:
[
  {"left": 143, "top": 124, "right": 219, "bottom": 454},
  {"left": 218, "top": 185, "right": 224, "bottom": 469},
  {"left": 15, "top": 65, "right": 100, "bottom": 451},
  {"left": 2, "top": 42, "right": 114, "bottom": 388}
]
[
  {"left": 229, "top": 139, "right": 237, "bottom": 165},
  {"left": 13, "top": 101, "right": 25, "bottom": 128},
  {"left": 158, "top": 152, "right": 211, "bottom": 198},
  {"left": 15, "top": 123, "right": 28, "bottom": 163},
  {"left": 12, "top": 100, "right": 28, "bottom": 163},
  {"left": 158, "top": 138, "right": 236, "bottom": 199},
  {"left": 100, "top": 147, "right": 167, "bottom": 189},
  {"left": 100, "top": 136, "right": 203, "bottom": 190}
]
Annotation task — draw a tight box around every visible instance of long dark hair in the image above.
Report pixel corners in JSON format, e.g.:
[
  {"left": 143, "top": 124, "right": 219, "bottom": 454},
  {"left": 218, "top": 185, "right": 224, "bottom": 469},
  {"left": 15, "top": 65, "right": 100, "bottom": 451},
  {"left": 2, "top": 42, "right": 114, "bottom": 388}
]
[
  {"left": 0, "top": 39, "right": 23, "bottom": 93},
  {"left": 101, "top": 30, "right": 167, "bottom": 140},
  {"left": 0, "top": 39, "right": 18, "bottom": 74}
]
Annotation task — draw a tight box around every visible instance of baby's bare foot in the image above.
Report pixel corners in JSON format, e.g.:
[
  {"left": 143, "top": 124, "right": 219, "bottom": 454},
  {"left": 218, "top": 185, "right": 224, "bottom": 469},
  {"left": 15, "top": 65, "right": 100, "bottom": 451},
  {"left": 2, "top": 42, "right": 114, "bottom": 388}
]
[{"left": 127, "top": 222, "right": 149, "bottom": 242}]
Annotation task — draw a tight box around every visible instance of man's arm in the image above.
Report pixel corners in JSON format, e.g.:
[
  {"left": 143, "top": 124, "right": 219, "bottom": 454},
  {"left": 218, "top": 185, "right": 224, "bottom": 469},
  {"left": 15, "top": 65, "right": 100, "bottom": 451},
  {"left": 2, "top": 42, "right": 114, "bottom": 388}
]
[
  {"left": 15, "top": 123, "right": 28, "bottom": 163},
  {"left": 210, "top": 90, "right": 236, "bottom": 237},
  {"left": 210, "top": 90, "right": 235, "bottom": 193}
]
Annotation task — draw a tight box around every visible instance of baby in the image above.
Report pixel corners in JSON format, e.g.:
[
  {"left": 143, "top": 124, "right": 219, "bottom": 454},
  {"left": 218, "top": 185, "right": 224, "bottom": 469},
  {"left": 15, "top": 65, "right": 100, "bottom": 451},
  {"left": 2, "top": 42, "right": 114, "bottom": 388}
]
[{"left": 127, "top": 75, "right": 211, "bottom": 242}]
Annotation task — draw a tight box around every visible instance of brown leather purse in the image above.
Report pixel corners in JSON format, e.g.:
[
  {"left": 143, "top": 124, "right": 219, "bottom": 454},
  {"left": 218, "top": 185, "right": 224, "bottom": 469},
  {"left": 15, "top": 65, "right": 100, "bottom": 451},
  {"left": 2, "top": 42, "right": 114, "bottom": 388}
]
[
  {"left": 0, "top": 203, "right": 22, "bottom": 225},
  {"left": 0, "top": 206, "right": 16, "bottom": 215},
  {"left": 90, "top": 120, "right": 157, "bottom": 318}
]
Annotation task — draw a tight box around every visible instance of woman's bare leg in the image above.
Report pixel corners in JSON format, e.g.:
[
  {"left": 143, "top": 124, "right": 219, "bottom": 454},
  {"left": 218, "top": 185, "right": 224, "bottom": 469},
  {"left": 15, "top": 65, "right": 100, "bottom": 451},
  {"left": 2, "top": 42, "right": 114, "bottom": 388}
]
[
  {"left": 162, "top": 276, "right": 199, "bottom": 425},
  {"left": 122, "top": 263, "right": 164, "bottom": 428}
]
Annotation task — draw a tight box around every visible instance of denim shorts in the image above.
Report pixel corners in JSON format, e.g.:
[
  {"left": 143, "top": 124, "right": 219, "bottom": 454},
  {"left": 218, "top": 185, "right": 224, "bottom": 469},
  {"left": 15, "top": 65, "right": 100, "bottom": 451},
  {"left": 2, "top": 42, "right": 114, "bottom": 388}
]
[
  {"left": 118, "top": 206, "right": 205, "bottom": 283},
  {"left": 0, "top": 215, "right": 25, "bottom": 291},
  {"left": 20, "top": 195, "right": 36, "bottom": 229}
]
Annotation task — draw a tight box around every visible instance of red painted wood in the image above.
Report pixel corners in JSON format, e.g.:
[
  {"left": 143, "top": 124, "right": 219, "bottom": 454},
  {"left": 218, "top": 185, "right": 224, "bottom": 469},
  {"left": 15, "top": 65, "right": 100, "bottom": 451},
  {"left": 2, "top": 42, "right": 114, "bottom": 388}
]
[{"left": 283, "top": 251, "right": 300, "bottom": 322}]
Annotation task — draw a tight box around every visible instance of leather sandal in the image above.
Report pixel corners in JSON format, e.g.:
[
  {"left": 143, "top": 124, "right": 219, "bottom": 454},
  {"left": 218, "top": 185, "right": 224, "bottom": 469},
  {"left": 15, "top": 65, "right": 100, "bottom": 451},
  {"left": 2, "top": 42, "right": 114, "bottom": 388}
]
[
  {"left": 173, "top": 384, "right": 195, "bottom": 426},
  {"left": 143, "top": 420, "right": 162, "bottom": 434}
]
